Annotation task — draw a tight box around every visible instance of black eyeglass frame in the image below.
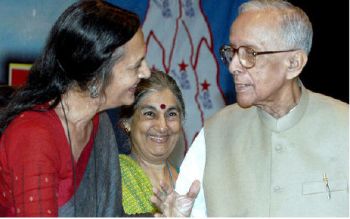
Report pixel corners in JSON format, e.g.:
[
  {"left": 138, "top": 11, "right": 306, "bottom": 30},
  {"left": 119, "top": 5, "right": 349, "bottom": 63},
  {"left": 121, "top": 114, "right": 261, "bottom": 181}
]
[{"left": 219, "top": 44, "right": 298, "bottom": 69}]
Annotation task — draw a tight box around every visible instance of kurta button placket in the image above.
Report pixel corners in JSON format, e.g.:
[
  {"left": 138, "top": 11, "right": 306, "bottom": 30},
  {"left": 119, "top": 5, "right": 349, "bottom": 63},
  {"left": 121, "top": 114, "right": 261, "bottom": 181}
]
[
  {"left": 275, "top": 145, "right": 283, "bottom": 152},
  {"left": 273, "top": 185, "right": 281, "bottom": 192}
]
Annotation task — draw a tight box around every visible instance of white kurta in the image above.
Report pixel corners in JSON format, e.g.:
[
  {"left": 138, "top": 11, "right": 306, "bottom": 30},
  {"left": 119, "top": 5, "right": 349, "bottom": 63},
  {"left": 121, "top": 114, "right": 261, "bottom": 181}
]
[{"left": 176, "top": 85, "right": 349, "bottom": 217}]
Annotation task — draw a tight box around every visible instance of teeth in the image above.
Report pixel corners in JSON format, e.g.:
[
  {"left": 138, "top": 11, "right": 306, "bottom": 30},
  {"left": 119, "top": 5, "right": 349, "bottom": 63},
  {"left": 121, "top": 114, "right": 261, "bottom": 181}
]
[{"left": 150, "top": 135, "right": 168, "bottom": 143}]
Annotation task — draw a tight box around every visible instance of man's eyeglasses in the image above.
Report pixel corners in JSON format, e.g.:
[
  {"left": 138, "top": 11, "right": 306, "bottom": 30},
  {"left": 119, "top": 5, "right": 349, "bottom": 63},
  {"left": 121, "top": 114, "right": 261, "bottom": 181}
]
[{"left": 219, "top": 45, "right": 298, "bottom": 69}]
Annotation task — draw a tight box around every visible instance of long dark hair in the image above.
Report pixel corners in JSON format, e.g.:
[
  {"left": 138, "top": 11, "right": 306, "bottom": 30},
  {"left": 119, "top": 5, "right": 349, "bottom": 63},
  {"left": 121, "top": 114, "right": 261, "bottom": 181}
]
[{"left": 0, "top": 0, "right": 140, "bottom": 134}]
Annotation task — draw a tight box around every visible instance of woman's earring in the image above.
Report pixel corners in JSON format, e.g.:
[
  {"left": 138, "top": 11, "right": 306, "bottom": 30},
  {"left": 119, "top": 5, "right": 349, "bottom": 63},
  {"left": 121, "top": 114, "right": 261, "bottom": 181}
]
[
  {"left": 89, "top": 84, "right": 99, "bottom": 98},
  {"left": 119, "top": 120, "right": 130, "bottom": 134},
  {"left": 124, "top": 126, "right": 130, "bottom": 134}
]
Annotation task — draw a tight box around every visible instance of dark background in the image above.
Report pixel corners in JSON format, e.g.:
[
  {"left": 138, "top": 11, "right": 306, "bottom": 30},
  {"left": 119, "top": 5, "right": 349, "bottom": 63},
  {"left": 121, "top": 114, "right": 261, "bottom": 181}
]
[{"left": 289, "top": 0, "right": 349, "bottom": 103}]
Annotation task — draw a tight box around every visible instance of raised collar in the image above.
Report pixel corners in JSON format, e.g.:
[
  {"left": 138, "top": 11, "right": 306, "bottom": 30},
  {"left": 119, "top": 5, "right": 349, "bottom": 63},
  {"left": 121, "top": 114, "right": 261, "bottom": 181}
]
[{"left": 257, "top": 80, "right": 309, "bottom": 132}]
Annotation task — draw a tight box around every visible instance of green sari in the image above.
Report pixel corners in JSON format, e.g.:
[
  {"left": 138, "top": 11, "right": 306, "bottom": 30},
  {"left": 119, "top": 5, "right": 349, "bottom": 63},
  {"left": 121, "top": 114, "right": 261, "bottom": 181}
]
[{"left": 119, "top": 154, "right": 158, "bottom": 215}]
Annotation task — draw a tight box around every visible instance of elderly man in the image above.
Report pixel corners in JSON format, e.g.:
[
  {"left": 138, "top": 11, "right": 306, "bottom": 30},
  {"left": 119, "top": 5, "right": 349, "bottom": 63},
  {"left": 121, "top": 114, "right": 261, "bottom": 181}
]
[{"left": 151, "top": 0, "right": 348, "bottom": 217}]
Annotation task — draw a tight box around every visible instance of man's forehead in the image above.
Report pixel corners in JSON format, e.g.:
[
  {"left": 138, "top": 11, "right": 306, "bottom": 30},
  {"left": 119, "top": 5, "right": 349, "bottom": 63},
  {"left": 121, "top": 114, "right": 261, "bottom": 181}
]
[
  {"left": 231, "top": 10, "right": 279, "bottom": 30},
  {"left": 230, "top": 11, "right": 281, "bottom": 48}
]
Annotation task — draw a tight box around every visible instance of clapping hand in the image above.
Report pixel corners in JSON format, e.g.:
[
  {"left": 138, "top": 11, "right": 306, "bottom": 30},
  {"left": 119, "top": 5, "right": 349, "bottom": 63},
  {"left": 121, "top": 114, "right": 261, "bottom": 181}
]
[{"left": 151, "top": 180, "right": 200, "bottom": 217}]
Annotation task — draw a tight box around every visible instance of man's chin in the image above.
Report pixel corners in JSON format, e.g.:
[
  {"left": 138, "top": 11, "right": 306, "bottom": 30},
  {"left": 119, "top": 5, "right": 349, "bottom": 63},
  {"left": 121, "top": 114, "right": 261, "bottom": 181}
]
[{"left": 236, "top": 98, "right": 253, "bottom": 109}]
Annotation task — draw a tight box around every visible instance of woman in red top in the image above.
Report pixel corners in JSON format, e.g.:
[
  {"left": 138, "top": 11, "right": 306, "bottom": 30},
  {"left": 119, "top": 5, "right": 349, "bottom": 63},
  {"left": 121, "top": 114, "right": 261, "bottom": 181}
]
[{"left": 0, "top": 0, "right": 150, "bottom": 216}]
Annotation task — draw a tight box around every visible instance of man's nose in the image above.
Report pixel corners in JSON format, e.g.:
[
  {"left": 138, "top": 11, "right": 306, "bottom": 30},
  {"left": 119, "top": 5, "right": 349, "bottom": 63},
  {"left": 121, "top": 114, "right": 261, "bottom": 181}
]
[{"left": 228, "top": 52, "right": 243, "bottom": 76}]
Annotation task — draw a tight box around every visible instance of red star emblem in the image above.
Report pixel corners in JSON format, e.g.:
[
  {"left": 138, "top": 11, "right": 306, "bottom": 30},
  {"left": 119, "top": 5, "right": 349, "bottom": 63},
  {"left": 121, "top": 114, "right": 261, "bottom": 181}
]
[
  {"left": 178, "top": 60, "right": 188, "bottom": 72},
  {"left": 201, "top": 80, "right": 210, "bottom": 91}
]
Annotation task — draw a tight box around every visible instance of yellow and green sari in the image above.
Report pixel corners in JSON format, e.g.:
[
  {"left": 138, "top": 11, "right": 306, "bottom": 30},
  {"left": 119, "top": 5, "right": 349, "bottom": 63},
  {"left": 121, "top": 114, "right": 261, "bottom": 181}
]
[{"left": 119, "top": 154, "right": 158, "bottom": 215}]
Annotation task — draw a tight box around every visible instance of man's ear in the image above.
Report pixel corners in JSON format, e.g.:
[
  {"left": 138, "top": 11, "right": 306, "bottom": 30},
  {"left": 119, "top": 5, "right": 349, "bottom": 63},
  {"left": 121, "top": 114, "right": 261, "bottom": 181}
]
[{"left": 286, "top": 50, "right": 308, "bottom": 80}]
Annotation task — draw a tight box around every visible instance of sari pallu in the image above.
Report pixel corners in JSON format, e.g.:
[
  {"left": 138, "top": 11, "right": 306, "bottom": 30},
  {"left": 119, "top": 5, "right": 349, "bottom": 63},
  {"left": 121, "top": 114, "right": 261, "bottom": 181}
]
[{"left": 59, "top": 112, "right": 124, "bottom": 216}]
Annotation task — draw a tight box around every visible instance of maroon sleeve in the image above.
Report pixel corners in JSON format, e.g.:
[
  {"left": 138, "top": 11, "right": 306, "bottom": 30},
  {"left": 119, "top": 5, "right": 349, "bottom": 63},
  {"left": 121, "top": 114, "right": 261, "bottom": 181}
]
[{"left": 0, "top": 114, "right": 60, "bottom": 217}]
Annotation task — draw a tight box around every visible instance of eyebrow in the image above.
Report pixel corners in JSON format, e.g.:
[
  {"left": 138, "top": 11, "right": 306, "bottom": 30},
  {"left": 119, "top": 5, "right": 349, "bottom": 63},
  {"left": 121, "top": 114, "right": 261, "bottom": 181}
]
[
  {"left": 140, "top": 105, "right": 157, "bottom": 112},
  {"left": 140, "top": 105, "right": 179, "bottom": 112},
  {"left": 167, "top": 106, "right": 179, "bottom": 112}
]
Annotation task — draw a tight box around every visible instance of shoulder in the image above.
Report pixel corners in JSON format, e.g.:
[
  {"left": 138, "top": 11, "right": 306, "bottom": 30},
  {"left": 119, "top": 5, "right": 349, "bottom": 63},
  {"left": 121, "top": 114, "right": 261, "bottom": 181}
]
[
  {"left": 119, "top": 154, "right": 136, "bottom": 167},
  {"left": 205, "top": 103, "right": 256, "bottom": 128},
  {"left": 4, "top": 110, "right": 60, "bottom": 139},
  {"left": 307, "top": 90, "right": 348, "bottom": 119},
  {"left": 1, "top": 110, "right": 63, "bottom": 168},
  {"left": 1, "top": 110, "right": 63, "bottom": 154},
  {"left": 119, "top": 154, "right": 144, "bottom": 176},
  {"left": 9, "top": 108, "right": 57, "bottom": 126},
  {"left": 309, "top": 91, "right": 348, "bottom": 108}
]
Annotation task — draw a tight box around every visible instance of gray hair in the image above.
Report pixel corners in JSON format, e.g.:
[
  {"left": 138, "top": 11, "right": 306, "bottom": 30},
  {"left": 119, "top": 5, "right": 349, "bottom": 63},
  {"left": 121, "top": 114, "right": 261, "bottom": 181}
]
[
  {"left": 120, "top": 70, "right": 186, "bottom": 121},
  {"left": 239, "top": 0, "right": 313, "bottom": 55}
]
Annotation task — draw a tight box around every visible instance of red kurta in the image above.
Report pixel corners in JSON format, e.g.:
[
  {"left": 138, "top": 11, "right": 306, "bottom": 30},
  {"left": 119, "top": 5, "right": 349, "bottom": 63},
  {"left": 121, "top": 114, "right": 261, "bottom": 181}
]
[{"left": 0, "top": 109, "right": 99, "bottom": 216}]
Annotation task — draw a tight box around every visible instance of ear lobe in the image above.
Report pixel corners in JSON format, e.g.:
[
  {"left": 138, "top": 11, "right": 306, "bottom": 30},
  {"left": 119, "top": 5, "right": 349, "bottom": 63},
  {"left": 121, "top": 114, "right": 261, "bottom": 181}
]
[
  {"left": 120, "top": 119, "right": 131, "bottom": 134},
  {"left": 286, "top": 51, "right": 308, "bottom": 80}
]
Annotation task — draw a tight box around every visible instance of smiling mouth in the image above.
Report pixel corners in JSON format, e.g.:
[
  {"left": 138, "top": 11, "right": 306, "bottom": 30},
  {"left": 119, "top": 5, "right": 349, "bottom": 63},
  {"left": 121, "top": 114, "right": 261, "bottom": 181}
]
[
  {"left": 129, "top": 80, "right": 141, "bottom": 93},
  {"left": 149, "top": 135, "right": 169, "bottom": 143}
]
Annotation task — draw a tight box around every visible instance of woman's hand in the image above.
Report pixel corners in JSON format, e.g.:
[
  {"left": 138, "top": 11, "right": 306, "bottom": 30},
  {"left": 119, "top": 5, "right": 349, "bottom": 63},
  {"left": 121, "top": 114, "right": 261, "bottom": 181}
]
[{"left": 151, "top": 180, "right": 200, "bottom": 217}]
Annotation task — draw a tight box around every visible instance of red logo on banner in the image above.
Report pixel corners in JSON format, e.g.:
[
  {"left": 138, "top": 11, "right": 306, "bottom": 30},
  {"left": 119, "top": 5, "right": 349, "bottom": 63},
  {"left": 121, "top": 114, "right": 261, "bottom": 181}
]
[{"left": 8, "top": 63, "right": 31, "bottom": 87}]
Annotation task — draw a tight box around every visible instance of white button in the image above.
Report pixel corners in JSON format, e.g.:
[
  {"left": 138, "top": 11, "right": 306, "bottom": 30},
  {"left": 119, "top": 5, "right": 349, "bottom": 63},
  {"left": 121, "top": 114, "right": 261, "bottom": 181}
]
[
  {"left": 273, "top": 186, "right": 281, "bottom": 192},
  {"left": 275, "top": 145, "right": 283, "bottom": 152}
]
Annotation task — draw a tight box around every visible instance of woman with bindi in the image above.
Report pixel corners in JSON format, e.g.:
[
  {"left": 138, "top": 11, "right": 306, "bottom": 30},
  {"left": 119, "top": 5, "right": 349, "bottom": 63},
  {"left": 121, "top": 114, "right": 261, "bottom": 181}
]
[{"left": 119, "top": 70, "right": 185, "bottom": 215}]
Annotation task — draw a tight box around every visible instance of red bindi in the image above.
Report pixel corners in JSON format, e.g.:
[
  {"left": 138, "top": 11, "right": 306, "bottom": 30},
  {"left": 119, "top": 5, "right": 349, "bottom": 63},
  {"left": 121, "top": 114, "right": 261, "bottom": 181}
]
[{"left": 160, "top": 104, "right": 166, "bottom": 109}]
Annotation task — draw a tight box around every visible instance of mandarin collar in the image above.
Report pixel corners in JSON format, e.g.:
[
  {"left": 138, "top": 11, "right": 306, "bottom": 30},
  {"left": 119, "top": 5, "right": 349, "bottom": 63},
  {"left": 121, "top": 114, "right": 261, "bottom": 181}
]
[{"left": 257, "top": 81, "right": 309, "bottom": 132}]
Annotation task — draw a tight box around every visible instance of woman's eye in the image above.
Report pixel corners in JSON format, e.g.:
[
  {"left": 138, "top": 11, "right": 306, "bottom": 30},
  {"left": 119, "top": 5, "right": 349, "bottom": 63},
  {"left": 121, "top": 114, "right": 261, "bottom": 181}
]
[
  {"left": 135, "top": 66, "right": 141, "bottom": 73},
  {"left": 168, "top": 111, "right": 178, "bottom": 117},
  {"left": 134, "top": 63, "right": 142, "bottom": 72},
  {"left": 143, "top": 111, "right": 154, "bottom": 117}
]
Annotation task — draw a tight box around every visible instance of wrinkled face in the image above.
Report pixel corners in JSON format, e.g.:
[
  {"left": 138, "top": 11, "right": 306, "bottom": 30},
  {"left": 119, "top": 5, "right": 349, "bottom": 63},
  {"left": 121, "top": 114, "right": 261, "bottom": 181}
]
[
  {"left": 129, "top": 89, "right": 182, "bottom": 164},
  {"left": 102, "top": 29, "right": 151, "bottom": 110},
  {"left": 229, "top": 10, "right": 291, "bottom": 108}
]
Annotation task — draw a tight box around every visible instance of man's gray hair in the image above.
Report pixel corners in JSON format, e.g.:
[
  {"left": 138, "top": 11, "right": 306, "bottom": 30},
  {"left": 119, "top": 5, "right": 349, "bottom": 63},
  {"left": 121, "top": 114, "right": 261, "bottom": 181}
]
[{"left": 239, "top": 0, "right": 313, "bottom": 55}]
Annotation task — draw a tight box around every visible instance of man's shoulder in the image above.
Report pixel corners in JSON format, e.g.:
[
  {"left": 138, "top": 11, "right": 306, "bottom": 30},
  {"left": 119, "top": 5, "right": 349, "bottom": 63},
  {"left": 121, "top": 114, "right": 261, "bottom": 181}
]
[
  {"left": 205, "top": 103, "right": 256, "bottom": 126},
  {"left": 309, "top": 90, "right": 348, "bottom": 105},
  {"left": 304, "top": 90, "right": 348, "bottom": 130},
  {"left": 308, "top": 90, "right": 348, "bottom": 115}
]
